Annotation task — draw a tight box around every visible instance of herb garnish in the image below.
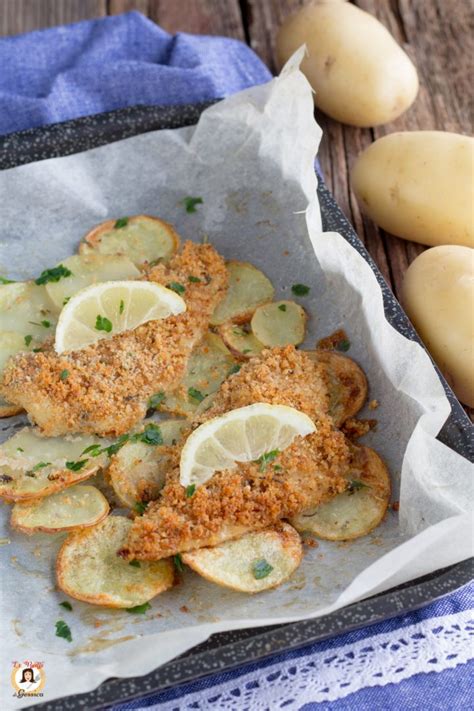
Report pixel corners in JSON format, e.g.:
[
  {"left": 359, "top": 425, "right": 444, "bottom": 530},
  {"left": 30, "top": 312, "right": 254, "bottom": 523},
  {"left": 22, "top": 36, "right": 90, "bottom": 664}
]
[
  {"left": 81, "top": 443, "right": 103, "bottom": 457},
  {"left": 29, "top": 320, "right": 51, "bottom": 328},
  {"left": 114, "top": 217, "right": 129, "bottom": 229},
  {"left": 16, "top": 447, "right": 24, "bottom": 452},
  {"left": 188, "top": 387, "right": 204, "bottom": 403},
  {"left": 119, "top": 299, "right": 125, "bottom": 315},
  {"left": 65, "top": 459, "right": 88, "bottom": 472},
  {"left": 126, "top": 602, "right": 151, "bottom": 614},
  {"left": 336, "top": 339, "right": 351, "bottom": 352},
  {"left": 103, "top": 434, "right": 130, "bottom": 457},
  {"left": 252, "top": 559, "right": 273, "bottom": 580},
  {"left": 185, "top": 484, "right": 196, "bottom": 498},
  {"left": 227, "top": 364, "right": 241, "bottom": 376},
  {"left": 347, "top": 479, "right": 369, "bottom": 495},
  {"left": 182, "top": 196, "right": 203, "bottom": 213},
  {"left": 134, "top": 501, "right": 149, "bottom": 515},
  {"left": 278, "top": 304, "right": 287, "bottom": 312},
  {"left": 255, "top": 450, "right": 280, "bottom": 472},
  {"left": 148, "top": 391, "right": 165, "bottom": 410},
  {"left": 24, "top": 335, "right": 33, "bottom": 347},
  {"left": 55, "top": 620, "right": 72, "bottom": 642},
  {"left": 173, "top": 553, "right": 185, "bottom": 573},
  {"left": 0, "top": 275, "right": 15, "bottom": 284},
  {"left": 59, "top": 601, "right": 73, "bottom": 611},
  {"left": 133, "top": 423, "right": 163, "bottom": 446},
  {"left": 60, "top": 369, "right": 69, "bottom": 380},
  {"left": 95, "top": 314, "right": 113, "bottom": 332},
  {"left": 31, "top": 462, "right": 51, "bottom": 472},
  {"left": 63, "top": 296, "right": 70, "bottom": 306},
  {"left": 129, "top": 560, "right": 141, "bottom": 568},
  {"left": 188, "top": 275, "right": 201, "bottom": 283},
  {"left": 35, "top": 265, "right": 72, "bottom": 285},
  {"left": 291, "top": 283, "right": 310, "bottom": 296},
  {"left": 167, "top": 281, "right": 185, "bottom": 295}
]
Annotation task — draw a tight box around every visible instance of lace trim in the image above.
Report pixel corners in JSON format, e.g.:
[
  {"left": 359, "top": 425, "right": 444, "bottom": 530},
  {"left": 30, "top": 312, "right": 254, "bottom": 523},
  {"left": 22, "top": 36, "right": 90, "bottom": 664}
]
[{"left": 158, "top": 610, "right": 474, "bottom": 709}]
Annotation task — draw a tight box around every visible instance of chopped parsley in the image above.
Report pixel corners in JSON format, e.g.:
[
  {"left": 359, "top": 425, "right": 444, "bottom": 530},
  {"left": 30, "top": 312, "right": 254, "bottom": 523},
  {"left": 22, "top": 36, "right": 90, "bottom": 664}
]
[
  {"left": 227, "top": 364, "right": 241, "bottom": 376},
  {"left": 35, "top": 265, "right": 72, "bottom": 285},
  {"left": 182, "top": 196, "right": 203, "bottom": 213},
  {"left": 173, "top": 553, "right": 185, "bottom": 573},
  {"left": 59, "top": 601, "right": 73, "bottom": 611},
  {"left": 81, "top": 443, "right": 103, "bottom": 457},
  {"left": 252, "top": 559, "right": 273, "bottom": 580},
  {"left": 132, "top": 423, "right": 163, "bottom": 446},
  {"left": 16, "top": 447, "right": 24, "bottom": 452},
  {"left": 242, "top": 348, "right": 251, "bottom": 354},
  {"left": 0, "top": 275, "right": 15, "bottom": 284},
  {"left": 59, "top": 369, "right": 69, "bottom": 380},
  {"left": 55, "top": 620, "right": 72, "bottom": 642},
  {"left": 167, "top": 281, "right": 185, "bottom": 295},
  {"left": 29, "top": 320, "right": 51, "bottom": 328},
  {"left": 134, "top": 501, "right": 149, "bottom": 515},
  {"left": 278, "top": 304, "right": 287, "bottom": 312},
  {"left": 65, "top": 459, "right": 88, "bottom": 472},
  {"left": 347, "top": 479, "right": 369, "bottom": 495},
  {"left": 255, "top": 450, "right": 280, "bottom": 472},
  {"left": 31, "top": 462, "right": 51, "bottom": 472},
  {"left": 114, "top": 217, "right": 129, "bottom": 229},
  {"left": 103, "top": 434, "right": 130, "bottom": 457},
  {"left": 291, "top": 283, "right": 310, "bottom": 297},
  {"left": 63, "top": 296, "right": 71, "bottom": 306},
  {"left": 188, "top": 387, "right": 204, "bottom": 403},
  {"left": 119, "top": 299, "right": 125, "bottom": 315},
  {"left": 185, "top": 484, "right": 196, "bottom": 498},
  {"left": 129, "top": 560, "right": 141, "bottom": 568},
  {"left": 126, "top": 602, "right": 151, "bottom": 614},
  {"left": 148, "top": 391, "right": 165, "bottom": 410},
  {"left": 24, "top": 335, "right": 33, "bottom": 347},
  {"left": 95, "top": 314, "right": 113, "bottom": 332},
  {"left": 188, "top": 275, "right": 201, "bottom": 283},
  {"left": 336, "top": 339, "right": 351, "bottom": 352},
  {"left": 273, "top": 464, "right": 283, "bottom": 472}
]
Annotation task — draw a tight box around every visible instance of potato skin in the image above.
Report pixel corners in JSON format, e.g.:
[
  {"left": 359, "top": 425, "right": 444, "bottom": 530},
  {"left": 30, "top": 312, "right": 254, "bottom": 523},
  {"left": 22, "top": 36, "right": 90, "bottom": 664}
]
[
  {"left": 402, "top": 246, "right": 474, "bottom": 406},
  {"left": 276, "top": 2, "right": 418, "bottom": 127},
  {"left": 352, "top": 132, "right": 474, "bottom": 248}
]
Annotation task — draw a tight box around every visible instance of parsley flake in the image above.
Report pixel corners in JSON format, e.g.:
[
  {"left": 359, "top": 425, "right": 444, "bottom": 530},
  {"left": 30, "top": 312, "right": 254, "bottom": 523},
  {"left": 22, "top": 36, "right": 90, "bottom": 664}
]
[
  {"left": 291, "top": 283, "right": 310, "bottom": 297},
  {"left": 336, "top": 339, "right": 351, "bottom": 352},
  {"left": 119, "top": 299, "right": 125, "bottom": 315},
  {"left": 148, "top": 391, "right": 165, "bottom": 410},
  {"left": 114, "top": 217, "right": 129, "bottom": 229},
  {"left": 228, "top": 364, "right": 241, "bottom": 376},
  {"left": 60, "top": 369, "right": 69, "bottom": 380},
  {"left": 185, "top": 484, "right": 196, "bottom": 498},
  {"left": 59, "top": 601, "right": 73, "bottom": 611},
  {"left": 173, "top": 553, "right": 185, "bottom": 572},
  {"left": 104, "top": 434, "right": 130, "bottom": 457},
  {"left": 29, "top": 320, "right": 51, "bottom": 328},
  {"left": 95, "top": 315, "right": 113, "bottom": 332},
  {"left": 255, "top": 450, "right": 280, "bottom": 472},
  {"left": 31, "top": 462, "right": 51, "bottom": 472},
  {"left": 63, "top": 296, "right": 70, "bottom": 306},
  {"left": 134, "top": 501, "right": 149, "bottom": 515},
  {"left": 126, "top": 602, "right": 151, "bottom": 614},
  {"left": 129, "top": 560, "right": 141, "bottom": 568},
  {"left": 81, "top": 444, "right": 103, "bottom": 457},
  {"left": 252, "top": 559, "right": 273, "bottom": 580},
  {"left": 0, "top": 275, "right": 15, "bottom": 284},
  {"left": 66, "top": 459, "right": 88, "bottom": 472},
  {"left": 35, "top": 265, "right": 72, "bottom": 285},
  {"left": 278, "top": 304, "right": 287, "bottom": 312},
  {"left": 55, "top": 620, "right": 72, "bottom": 642},
  {"left": 188, "top": 387, "right": 204, "bottom": 403},
  {"left": 167, "top": 281, "right": 185, "bottom": 295},
  {"left": 24, "top": 335, "right": 33, "bottom": 347},
  {"left": 182, "top": 196, "right": 203, "bottom": 213},
  {"left": 347, "top": 479, "right": 369, "bottom": 495},
  {"left": 132, "top": 423, "right": 163, "bottom": 446},
  {"left": 188, "top": 275, "right": 201, "bottom": 283}
]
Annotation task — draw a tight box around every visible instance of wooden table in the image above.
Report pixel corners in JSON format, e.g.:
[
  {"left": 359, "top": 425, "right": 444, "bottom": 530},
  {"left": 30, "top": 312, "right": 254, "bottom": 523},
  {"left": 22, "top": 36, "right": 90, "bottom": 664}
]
[{"left": 1, "top": 0, "right": 472, "bottom": 413}]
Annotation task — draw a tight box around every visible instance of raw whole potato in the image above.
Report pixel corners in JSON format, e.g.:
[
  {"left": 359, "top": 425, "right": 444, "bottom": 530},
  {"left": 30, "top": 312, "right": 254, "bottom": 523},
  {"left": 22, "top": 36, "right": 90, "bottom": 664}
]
[
  {"left": 352, "top": 132, "right": 474, "bottom": 247},
  {"left": 276, "top": 2, "right": 418, "bottom": 127},
  {"left": 402, "top": 246, "right": 474, "bottom": 406}
]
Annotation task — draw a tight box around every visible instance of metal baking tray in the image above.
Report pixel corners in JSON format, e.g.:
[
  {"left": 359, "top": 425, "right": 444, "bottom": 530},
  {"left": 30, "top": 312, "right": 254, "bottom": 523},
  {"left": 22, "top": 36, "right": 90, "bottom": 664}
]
[{"left": 1, "top": 103, "right": 472, "bottom": 711}]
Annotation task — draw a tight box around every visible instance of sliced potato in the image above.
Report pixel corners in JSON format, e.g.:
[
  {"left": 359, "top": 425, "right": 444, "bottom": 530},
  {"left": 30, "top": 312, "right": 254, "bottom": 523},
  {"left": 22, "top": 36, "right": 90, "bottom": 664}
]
[
  {"left": 162, "top": 333, "right": 237, "bottom": 417},
  {"left": 109, "top": 419, "right": 189, "bottom": 509},
  {"left": 0, "top": 396, "right": 23, "bottom": 418},
  {"left": 210, "top": 261, "right": 274, "bottom": 326},
  {"left": 45, "top": 254, "right": 140, "bottom": 311},
  {"left": 219, "top": 322, "right": 264, "bottom": 359},
  {"left": 0, "top": 428, "right": 107, "bottom": 502},
  {"left": 56, "top": 515, "right": 174, "bottom": 607},
  {"left": 291, "top": 446, "right": 390, "bottom": 540},
  {"left": 251, "top": 301, "right": 307, "bottom": 347},
  {"left": 11, "top": 485, "right": 109, "bottom": 534},
  {"left": 80, "top": 215, "right": 180, "bottom": 267},
  {"left": 0, "top": 331, "right": 28, "bottom": 417},
  {"left": 306, "top": 350, "right": 368, "bottom": 425},
  {"left": 0, "top": 281, "right": 57, "bottom": 343},
  {"left": 182, "top": 523, "right": 302, "bottom": 593}
]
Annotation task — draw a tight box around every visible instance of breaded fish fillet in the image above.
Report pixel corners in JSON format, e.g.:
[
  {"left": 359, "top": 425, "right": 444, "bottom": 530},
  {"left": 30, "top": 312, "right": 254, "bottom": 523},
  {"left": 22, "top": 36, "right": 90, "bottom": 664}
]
[
  {"left": 122, "top": 347, "right": 350, "bottom": 560},
  {"left": 1, "top": 243, "right": 227, "bottom": 437}
]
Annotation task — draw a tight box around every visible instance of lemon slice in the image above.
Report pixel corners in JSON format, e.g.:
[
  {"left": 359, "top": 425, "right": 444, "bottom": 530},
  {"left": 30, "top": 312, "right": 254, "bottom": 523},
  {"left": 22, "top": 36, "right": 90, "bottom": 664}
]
[
  {"left": 55, "top": 280, "right": 186, "bottom": 353},
  {"left": 179, "top": 403, "right": 315, "bottom": 488}
]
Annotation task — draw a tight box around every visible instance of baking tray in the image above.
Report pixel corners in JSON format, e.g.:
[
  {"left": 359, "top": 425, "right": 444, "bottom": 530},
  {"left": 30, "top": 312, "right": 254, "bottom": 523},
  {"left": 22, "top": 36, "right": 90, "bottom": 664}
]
[{"left": 0, "top": 103, "right": 472, "bottom": 711}]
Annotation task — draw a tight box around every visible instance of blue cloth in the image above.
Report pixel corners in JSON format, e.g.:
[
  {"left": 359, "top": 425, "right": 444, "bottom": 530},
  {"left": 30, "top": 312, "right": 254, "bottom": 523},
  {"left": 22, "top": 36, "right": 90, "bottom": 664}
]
[
  {"left": 0, "top": 11, "right": 271, "bottom": 136},
  {"left": 1, "top": 12, "right": 472, "bottom": 709}
]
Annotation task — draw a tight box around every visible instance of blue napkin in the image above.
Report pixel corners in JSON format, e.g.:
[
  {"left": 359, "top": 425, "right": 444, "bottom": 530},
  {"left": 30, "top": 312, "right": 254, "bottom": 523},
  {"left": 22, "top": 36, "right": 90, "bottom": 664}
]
[{"left": 0, "top": 11, "right": 271, "bottom": 136}]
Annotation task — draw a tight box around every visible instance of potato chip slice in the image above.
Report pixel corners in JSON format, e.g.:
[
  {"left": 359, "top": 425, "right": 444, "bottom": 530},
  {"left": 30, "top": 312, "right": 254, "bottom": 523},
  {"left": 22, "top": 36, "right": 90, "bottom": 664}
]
[
  {"left": 251, "top": 301, "right": 307, "bottom": 347},
  {"left": 161, "top": 333, "right": 237, "bottom": 417},
  {"left": 306, "top": 350, "right": 368, "bottom": 425},
  {"left": 45, "top": 254, "right": 140, "bottom": 311},
  {"left": 290, "top": 446, "right": 390, "bottom": 540},
  {"left": 0, "top": 281, "right": 57, "bottom": 343},
  {"left": 80, "top": 215, "right": 180, "bottom": 267},
  {"left": 56, "top": 516, "right": 174, "bottom": 607},
  {"left": 0, "top": 428, "right": 107, "bottom": 502},
  {"left": 219, "top": 322, "right": 264, "bottom": 359},
  {"left": 210, "top": 261, "right": 274, "bottom": 326},
  {"left": 182, "top": 523, "right": 302, "bottom": 593},
  {"left": 0, "top": 396, "right": 22, "bottom": 418},
  {"left": 0, "top": 331, "right": 28, "bottom": 417},
  {"left": 11, "top": 485, "right": 109, "bottom": 534},
  {"left": 108, "top": 419, "right": 189, "bottom": 509}
]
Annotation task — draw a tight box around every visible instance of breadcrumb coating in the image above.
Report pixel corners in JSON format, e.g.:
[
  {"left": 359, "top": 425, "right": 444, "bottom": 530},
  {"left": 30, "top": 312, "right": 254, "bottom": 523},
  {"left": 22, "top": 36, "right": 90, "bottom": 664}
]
[
  {"left": 122, "top": 347, "right": 350, "bottom": 560},
  {"left": 1, "top": 243, "right": 227, "bottom": 436}
]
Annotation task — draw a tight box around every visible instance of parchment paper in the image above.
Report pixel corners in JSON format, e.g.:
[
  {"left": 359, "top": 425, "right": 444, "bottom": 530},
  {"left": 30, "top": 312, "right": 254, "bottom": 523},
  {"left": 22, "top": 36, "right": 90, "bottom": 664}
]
[{"left": 0, "top": 50, "right": 472, "bottom": 709}]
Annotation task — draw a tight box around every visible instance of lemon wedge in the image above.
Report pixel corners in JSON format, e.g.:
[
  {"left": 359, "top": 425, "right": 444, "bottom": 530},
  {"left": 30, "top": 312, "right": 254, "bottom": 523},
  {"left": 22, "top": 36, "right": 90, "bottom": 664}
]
[
  {"left": 179, "top": 403, "right": 315, "bottom": 488},
  {"left": 54, "top": 280, "right": 186, "bottom": 353}
]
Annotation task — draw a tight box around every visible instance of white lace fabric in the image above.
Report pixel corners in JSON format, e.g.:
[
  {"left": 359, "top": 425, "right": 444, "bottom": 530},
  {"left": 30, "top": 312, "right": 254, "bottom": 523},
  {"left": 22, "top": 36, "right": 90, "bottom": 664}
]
[{"left": 154, "top": 610, "right": 473, "bottom": 709}]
